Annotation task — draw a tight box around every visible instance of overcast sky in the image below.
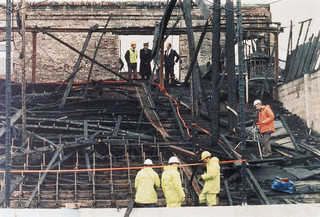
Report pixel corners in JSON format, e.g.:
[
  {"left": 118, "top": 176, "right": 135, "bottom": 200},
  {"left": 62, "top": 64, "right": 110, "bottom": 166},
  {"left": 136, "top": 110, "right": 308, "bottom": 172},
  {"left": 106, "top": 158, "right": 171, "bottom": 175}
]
[{"left": 1, "top": 0, "right": 319, "bottom": 59}]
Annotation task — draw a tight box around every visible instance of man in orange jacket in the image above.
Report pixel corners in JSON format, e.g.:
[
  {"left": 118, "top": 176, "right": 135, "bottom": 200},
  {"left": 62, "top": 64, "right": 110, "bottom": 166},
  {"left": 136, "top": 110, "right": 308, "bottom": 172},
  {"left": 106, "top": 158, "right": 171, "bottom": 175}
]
[{"left": 254, "top": 99, "right": 275, "bottom": 158}]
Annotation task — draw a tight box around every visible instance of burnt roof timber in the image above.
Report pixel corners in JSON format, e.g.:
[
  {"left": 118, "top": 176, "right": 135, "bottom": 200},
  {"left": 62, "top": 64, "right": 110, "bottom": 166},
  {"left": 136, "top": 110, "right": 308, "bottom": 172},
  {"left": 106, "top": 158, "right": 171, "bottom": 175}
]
[{"left": 0, "top": 25, "right": 283, "bottom": 34}]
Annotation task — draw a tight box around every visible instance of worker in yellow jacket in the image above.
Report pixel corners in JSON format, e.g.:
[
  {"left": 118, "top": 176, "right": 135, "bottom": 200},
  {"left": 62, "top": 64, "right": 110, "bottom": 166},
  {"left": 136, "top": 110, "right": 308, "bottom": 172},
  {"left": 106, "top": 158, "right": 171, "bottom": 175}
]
[
  {"left": 198, "top": 151, "right": 220, "bottom": 206},
  {"left": 134, "top": 159, "right": 160, "bottom": 207},
  {"left": 161, "top": 156, "right": 185, "bottom": 207}
]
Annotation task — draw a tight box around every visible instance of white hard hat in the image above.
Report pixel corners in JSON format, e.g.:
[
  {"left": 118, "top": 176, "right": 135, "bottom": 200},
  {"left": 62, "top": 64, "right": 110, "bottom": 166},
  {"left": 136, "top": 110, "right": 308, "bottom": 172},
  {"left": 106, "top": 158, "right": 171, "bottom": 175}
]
[
  {"left": 253, "top": 99, "right": 262, "bottom": 107},
  {"left": 143, "top": 159, "right": 153, "bottom": 165},
  {"left": 168, "top": 156, "right": 180, "bottom": 164},
  {"left": 201, "top": 151, "right": 211, "bottom": 161}
]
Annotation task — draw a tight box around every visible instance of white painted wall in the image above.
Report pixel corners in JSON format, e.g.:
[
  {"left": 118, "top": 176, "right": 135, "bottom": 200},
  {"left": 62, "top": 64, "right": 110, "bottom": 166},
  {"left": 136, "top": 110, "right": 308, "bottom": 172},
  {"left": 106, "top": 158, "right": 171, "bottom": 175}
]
[
  {"left": 0, "top": 41, "right": 13, "bottom": 77},
  {"left": 1, "top": 204, "right": 320, "bottom": 217},
  {"left": 0, "top": 41, "right": 6, "bottom": 76}
]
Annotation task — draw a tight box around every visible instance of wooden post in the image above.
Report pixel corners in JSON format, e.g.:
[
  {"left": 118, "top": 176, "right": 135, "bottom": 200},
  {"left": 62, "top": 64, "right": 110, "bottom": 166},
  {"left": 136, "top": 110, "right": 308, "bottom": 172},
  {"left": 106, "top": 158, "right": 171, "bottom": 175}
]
[
  {"left": 226, "top": 0, "right": 237, "bottom": 132},
  {"left": 160, "top": 44, "right": 164, "bottom": 87},
  {"left": 211, "top": 0, "right": 221, "bottom": 146},
  {"left": 274, "top": 32, "right": 279, "bottom": 83},
  {"left": 21, "top": 0, "right": 27, "bottom": 145},
  {"left": 32, "top": 32, "right": 37, "bottom": 83}
]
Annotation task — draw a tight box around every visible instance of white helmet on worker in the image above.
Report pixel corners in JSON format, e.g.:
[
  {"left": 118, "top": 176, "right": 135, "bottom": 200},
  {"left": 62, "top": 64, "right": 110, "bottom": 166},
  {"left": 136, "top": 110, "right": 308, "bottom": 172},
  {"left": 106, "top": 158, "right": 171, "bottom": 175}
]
[
  {"left": 201, "top": 151, "right": 211, "bottom": 161},
  {"left": 168, "top": 156, "right": 180, "bottom": 164},
  {"left": 253, "top": 99, "right": 262, "bottom": 107},
  {"left": 143, "top": 159, "right": 153, "bottom": 166}
]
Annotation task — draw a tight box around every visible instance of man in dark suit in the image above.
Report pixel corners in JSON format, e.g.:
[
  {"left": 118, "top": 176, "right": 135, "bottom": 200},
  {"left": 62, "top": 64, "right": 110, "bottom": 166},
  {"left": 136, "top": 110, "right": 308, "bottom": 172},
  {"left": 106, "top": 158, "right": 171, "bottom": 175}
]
[
  {"left": 164, "top": 43, "right": 180, "bottom": 85},
  {"left": 139, "top": 42, "right": 152, "bottom": 80}
]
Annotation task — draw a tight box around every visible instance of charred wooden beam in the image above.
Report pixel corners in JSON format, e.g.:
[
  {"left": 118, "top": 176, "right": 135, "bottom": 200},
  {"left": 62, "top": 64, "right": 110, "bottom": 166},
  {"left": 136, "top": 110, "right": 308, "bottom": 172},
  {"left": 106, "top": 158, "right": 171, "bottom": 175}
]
[
  {"left": 35, "top": 26, "right": 128, "bottom": 81},
  {"left": 26, "top": 142, "right": 66, "bottom": 207},
  {"left": 224, "top": 180, "right": 233, "bottom": 205},
  {"left": 168, "top": 98, "right": 186, "bottom": 140},
  {"left": 299, "top": 142, "right": 320, "bottom": 159},
  {"left": 169, "top": 145, "right": 198, "bottom": 161},
  {"left": 83, "top": 17, "right": 112, "bottom": 97},
  {"left": 279, "top": 115, "right": 302, "bottom": 151},
  {"left": 112, "top": 116, "right": 122, "bottom": 137},
  {"left": 0, "top": 176, "right": 25, "bottom": 205},
  {"left": 84, "top": 147, "right": 93, "bottom": 182},
  {"left": 59, "top": 24, "right": 98, "bottom": 110},
  {"left": 210, "top": 0, "right": 221, "bottom": 146},
  {"left": 245, "top": 168, "right": 270, "bottom": 205},
  {"left": 135, "top": 84, "right": 169, "bottom": 140},
  {"left": 226, "top": 0, "right": 237, "bottom": 132},
  {"left": 0, "top": 109, "right": 22, "bottom": 138}
]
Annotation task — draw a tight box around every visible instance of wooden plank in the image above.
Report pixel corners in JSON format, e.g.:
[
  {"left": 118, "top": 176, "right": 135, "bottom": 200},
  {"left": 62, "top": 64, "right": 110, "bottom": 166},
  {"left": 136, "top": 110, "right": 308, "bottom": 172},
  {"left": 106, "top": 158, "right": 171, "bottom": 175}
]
[{"left": 135, "top": 85, "right": 169, "bottom": 140}]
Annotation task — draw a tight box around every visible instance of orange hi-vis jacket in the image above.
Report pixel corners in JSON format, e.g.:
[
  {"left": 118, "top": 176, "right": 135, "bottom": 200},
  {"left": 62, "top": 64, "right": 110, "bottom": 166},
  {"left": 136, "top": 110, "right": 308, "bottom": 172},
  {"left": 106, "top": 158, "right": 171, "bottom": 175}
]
[{"left": 257, "top": 105, "right": 275, "bottom": 134}]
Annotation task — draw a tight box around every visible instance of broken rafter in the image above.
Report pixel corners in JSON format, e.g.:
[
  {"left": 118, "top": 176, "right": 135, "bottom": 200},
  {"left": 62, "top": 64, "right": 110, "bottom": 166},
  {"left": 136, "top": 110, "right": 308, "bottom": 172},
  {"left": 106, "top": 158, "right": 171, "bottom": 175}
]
[
  {"left": 35, "top": 26, "right": 128, "bottom": 81},
  {"left": 25, "top": 142, "right": 66, "bottom": 207},
  {"left": 58, "top": 24, "right": 98, "bottom": 110}
]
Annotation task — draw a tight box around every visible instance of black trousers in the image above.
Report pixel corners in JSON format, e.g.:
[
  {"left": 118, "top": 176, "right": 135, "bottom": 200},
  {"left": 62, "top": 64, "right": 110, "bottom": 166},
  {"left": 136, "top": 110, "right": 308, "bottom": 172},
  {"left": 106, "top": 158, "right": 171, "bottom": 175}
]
[
  {"left": 134, "top": 202, "right": 156, "bottom": 208},
  {"left": 164, "top": 66, "right": 175, "bottom": 83}
]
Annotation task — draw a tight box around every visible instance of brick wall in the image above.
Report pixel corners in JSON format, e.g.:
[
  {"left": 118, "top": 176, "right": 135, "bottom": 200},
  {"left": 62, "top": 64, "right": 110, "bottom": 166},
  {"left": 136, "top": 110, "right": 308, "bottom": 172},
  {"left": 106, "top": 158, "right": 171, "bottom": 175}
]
[
  {"left": 277, "top": 70, "right": 320, "bottom": 133},
  {"left": 0, "top": 1, "right": 272, "bottom": 82}
]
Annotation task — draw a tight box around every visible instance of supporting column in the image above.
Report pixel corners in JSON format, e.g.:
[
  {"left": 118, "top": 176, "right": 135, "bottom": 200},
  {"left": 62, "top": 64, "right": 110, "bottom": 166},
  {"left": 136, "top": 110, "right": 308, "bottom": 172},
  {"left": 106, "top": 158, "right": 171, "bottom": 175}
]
[
  {"left": 226, "top": 0, "right": 237, "bottom": 132},
  {"left": 274, "top": 32, "right": 279, "bottom": 83},
  {"left": 5, "top": 0, "right": 12, "bottom": 207},
  {"left": 236, "top": 0, "right": 247, "bottom": 205},
  {"left": 160, "top": 45, "right": 164, "bottom": 87},
  {"left": 21, "top": 0, "right": 27, "bottom": 145},
  {"left": 211, "top": 0, "right": 221, "bottom": 146},
  {"left": 32, "top": 32, "right": 37, "bottom": 83}
]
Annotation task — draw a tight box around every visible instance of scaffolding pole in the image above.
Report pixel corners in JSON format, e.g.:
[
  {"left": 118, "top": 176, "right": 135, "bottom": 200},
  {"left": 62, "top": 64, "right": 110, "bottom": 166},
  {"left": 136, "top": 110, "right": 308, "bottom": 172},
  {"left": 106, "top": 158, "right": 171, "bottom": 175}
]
[{"left": 5, "top": 0, "right": 12, "bottom": 207}]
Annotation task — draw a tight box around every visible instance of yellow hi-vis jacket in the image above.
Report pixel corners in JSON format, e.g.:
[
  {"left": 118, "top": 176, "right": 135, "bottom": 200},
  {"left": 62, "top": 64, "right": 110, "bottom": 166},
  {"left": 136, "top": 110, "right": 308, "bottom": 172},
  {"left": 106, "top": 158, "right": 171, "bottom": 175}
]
[
  {"left": 201, "top": 157, "right": 220, "bottom": 194},
  {"left": 134, "top": 167, "right": 160, "bottom": 204},
  {"left": 129, "top": 49, "right": 138, "bottom": 63},
  {"left": 161, "top": 165, "right": 185, "bottom": 206}
]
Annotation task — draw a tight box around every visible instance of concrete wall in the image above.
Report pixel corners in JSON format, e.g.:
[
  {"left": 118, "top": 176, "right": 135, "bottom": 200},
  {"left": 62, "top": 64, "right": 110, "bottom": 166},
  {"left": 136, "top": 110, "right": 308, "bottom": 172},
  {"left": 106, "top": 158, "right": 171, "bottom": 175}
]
[
  {"left": 277, "top": 70, "right": 320, "bottom": 133},
  {"left": 1, "top": 204, "right": 320, "bottom": 217}
]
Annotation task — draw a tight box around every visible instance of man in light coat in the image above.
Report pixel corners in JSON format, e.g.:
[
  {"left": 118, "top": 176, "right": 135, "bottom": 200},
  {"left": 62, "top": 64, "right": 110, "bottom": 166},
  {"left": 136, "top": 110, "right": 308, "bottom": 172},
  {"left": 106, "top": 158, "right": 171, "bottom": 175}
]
[
  {"left": 134, "top": 159, "right": 160, "bottom": 207},
  {"left": 161, "top": 156, "right": 185, "bottom": 207},
  {"left": 198, "top": 151, "right": 220, "bottom": 206}
]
